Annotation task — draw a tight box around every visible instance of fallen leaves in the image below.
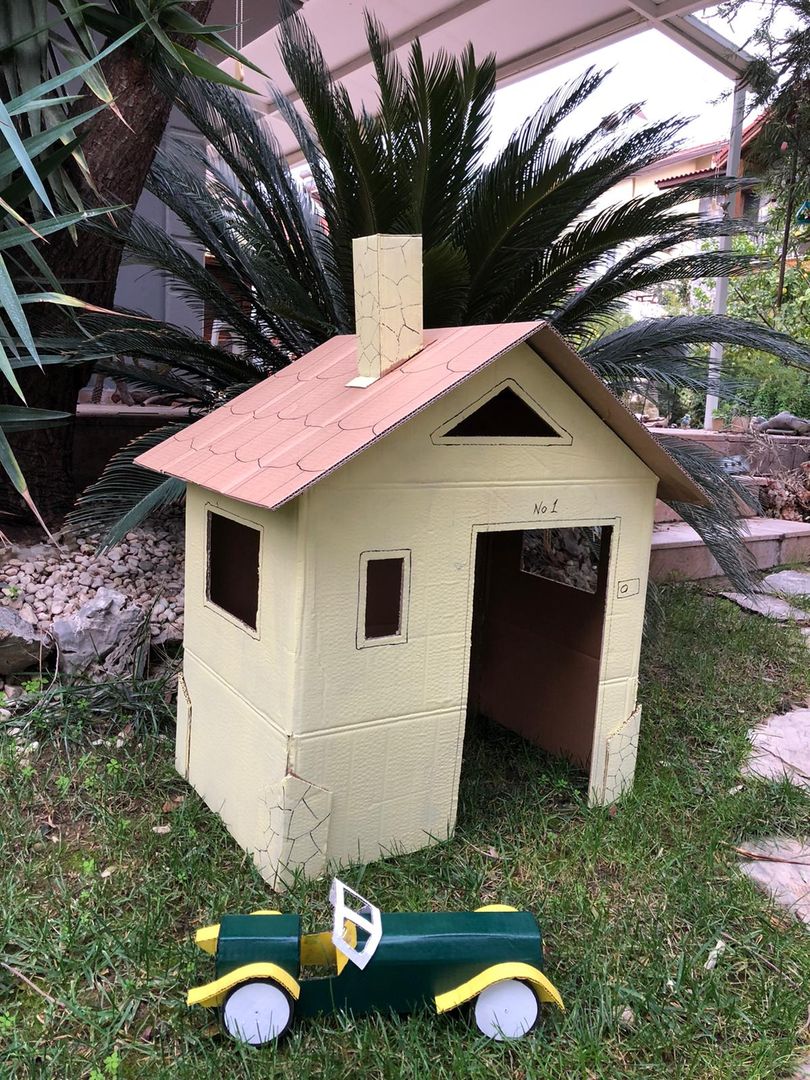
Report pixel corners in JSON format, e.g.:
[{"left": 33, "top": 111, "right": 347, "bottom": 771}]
[
  {"left": 467, "top": 843, "right": 501, "bottom": 860},
  {"left": 618, "top": 1006, "right": 636, "bottom": 1031},
  {"left": 703, "top": 939, "right": 726, "bottom": 971}
]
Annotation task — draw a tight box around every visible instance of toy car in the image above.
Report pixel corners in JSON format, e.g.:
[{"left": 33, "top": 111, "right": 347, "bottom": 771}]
[{"left": 187, "top": 878, "right": 564, "bottom": 1044}]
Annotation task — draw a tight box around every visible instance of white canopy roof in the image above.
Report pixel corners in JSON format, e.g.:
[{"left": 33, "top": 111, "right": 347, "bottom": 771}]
[{"left": 224, "top": 1, "right": 752, "bottom": 157}]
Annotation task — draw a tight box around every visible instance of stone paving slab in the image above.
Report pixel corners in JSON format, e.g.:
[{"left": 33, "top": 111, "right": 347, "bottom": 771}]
[
  {"left": 738, "top": 837, "right": 810, "bottom": 925},
  {"left": 735, "top": 565, "right": 810, "bottom": 1078},
  {"left": 743, "top": 709, "right": 810, "bottom": 788},
  {"left": 761, "top": 569, "right": 810, "bottom": 596},
  {"left": 721, "top": 592, "right": 810, "bottom": 622}
]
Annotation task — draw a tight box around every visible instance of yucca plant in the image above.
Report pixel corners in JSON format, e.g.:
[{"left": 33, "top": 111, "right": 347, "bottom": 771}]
[
  {"left": 0, "top": 35, "right": 143, "bottom": 527},
  {"left": 62, "top": 13, "right": 810, "bottom": 588},
  {"left": 0, "top": 1, "right": 266, "bottom": 521}
]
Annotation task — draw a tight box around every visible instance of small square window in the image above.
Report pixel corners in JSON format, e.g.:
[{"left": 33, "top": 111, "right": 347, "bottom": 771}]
[
  {"left": 207, "top": 510, "right": 260, "bottom": 630},
  {"left": 357, "top": 550, "right": 411, "bottom": 647}
]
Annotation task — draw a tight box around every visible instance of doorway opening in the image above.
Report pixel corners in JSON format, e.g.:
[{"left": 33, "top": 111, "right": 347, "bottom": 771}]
[{"left": 466, "top": 525, "right": 612, "bottom": 767}]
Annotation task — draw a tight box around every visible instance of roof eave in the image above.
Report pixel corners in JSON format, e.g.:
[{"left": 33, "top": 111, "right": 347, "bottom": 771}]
[{"left": 527, "top": 326, "right": 709, "bottom": 507}]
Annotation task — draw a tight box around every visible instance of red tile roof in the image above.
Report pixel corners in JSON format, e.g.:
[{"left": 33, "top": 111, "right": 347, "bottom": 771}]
[
  {"left": 652, "top": 113, "right": 768, "bottom": 190},
  {"left": 135, "top": 322, "right": 706, "bottom": 509}
]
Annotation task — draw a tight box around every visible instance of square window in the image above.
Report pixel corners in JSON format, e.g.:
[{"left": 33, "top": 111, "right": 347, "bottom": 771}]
[
  {"left": 357, "top": 550, "right": 411, "bottom": 647},
  {"left": 207, "top": 510, "right": 260, "bottom": 630}
]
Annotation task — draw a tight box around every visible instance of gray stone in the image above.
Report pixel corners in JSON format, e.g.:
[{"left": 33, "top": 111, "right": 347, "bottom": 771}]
[
  {"left": 18, "top": 604, "right": 36, "bottom": 625},
  {"left": 791, "top": 1052, "right": 810, "bottom": 1079},
  {"left": 738, "top": 837, "right": 810, "bottom": 925},
  {"left": 52, "top": 588, "right": 142, "bottom": 674},
  {"left": 721, "top": 592, "right": 809, "bottom": 622},
  {"left": 153, "top": 623, "right": 183, "bottom": 647},
  {"left": 0, "top": 607, "right": 51, "bottom": 675},
  {"left": 752, "top": 411, "right": 810, "bottom": 435},
  {"left": 744, "top": 709, "right": 810, "bottom": 789},
  {"left": 760, "top": 569, "right": 810, "bottom": 597}
]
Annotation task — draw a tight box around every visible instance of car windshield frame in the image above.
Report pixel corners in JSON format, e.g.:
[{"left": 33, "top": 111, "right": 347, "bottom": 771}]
[{"left": 330, "top": 878, "right": 383, "bottom": 971}]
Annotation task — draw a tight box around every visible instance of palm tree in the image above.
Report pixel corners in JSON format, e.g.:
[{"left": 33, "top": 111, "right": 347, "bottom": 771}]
[{"left": 62, "top": 13, "right": 810, "bottom": 589}]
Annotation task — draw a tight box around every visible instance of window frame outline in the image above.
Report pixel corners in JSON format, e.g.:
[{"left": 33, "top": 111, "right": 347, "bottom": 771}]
[
  {"left": 430, "top": 377, "right": 573, "bottom": 446},
  {"left": 204, "top": 502, "right": 263, "bottom": 638},
  {"left": 356, "top": 548, "right": 412, "bottom": 649}
]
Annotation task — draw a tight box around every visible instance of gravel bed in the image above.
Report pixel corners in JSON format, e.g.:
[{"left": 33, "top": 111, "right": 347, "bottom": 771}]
[{"left": 1, "top": 516, "right": 185, "bottom": 659}]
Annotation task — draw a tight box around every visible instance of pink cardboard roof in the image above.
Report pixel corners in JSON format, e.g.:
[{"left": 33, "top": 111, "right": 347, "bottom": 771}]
[{"left": 135, "top": 322, "right": 706, "bottom": 509}]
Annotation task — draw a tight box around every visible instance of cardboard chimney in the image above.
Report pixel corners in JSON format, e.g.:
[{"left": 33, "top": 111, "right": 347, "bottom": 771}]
[{"left": 351, "top": 234, "right": 423, "bottom": 384}]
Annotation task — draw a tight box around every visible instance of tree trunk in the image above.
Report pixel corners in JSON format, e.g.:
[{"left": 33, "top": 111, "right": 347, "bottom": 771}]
[
  {"left": 776, "top": 145, "right": 798, "bottom": 311},
  {"left": 0, "top": 0, "right": 214, "bottom": 525}
]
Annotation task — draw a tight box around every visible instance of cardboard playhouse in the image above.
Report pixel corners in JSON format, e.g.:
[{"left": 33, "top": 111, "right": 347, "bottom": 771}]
[{"left": 136, "top": 234, "right": 705, "bottom": 890}]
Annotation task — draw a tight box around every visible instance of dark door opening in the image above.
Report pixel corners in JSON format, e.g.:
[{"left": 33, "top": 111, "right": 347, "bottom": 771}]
[{"left": 466, "top": 526, "right": 612, "bottom": 766}]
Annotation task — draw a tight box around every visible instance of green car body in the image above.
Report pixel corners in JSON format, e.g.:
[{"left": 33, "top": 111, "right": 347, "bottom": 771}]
[
  {"left": 188, "top": 886, "right": 564, "bottom": 1040},
  {"left": 213, "top": 909, "right": 547, "bottom": 1018}
]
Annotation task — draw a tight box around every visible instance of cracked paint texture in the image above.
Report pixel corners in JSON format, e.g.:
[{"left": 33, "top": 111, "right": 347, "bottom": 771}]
[
  {"left": 602, "top": 706, "right": 642, "bottom": 804},
  {"left": 261, "top": 774, "right": 332, "bottom": 892},
  {"left": 353, "top": 233, "right": 423, "bottom": 379}
]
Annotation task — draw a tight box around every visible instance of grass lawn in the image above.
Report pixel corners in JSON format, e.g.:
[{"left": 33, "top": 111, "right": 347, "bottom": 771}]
[{"left": 1, "top": 584, "right": 809, "bottom": 1079}]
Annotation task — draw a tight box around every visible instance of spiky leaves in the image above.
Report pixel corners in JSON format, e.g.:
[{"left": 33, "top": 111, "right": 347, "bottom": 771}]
[
  {"left": 55, "top": 13, "right": 810, "bottom": 582},
  {"left": 68, "top": 422, "right": 188, "bottom": 548}
]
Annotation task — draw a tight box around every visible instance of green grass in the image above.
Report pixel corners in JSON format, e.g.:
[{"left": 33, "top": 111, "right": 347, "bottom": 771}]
[
  {"left": 1, "top": 585, "right": 809, "bottom": 1079},
  {"left": 779, "top": 591, "right": 810, "bottom": 616}
]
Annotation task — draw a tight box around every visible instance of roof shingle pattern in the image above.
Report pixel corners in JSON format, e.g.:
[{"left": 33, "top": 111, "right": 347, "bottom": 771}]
[{"left": 136, "top": 323, "right": 542, "bottom": 510}]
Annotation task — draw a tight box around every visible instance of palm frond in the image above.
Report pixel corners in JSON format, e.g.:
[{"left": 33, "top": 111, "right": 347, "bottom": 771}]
[
  {"left": 659, "top": 435, "right": 759, "bottom": 593},
  {"left": 46, "top": 14, "right": 810, "bottom": 590},
  {"left": 583, "top": 316, "right": 810, "bottom": 373},
  {"left": 66, "top": 422, "right": 188, "bottom": 546}
]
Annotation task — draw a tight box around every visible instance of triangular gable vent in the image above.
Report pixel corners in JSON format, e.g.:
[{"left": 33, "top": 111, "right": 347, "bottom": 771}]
[{"left": 433, "top": 380, "right": 572, "bottom": 445}]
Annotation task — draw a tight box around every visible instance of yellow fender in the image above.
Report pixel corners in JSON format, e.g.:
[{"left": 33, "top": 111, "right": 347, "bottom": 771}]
[
  {"left": 194, "top": 924, "right": 221, "bottom": 956},
  {"left": 187, "top": 962, "right": 300, "bottom": 1008},
  {"left": 187, "top": 963, "right": 302, "bottom": 1010},
  {"left": 193, "top": 910, "right": 282, "bottom": 956},
  {"left": 434, "top": 962, "right": 564, "bottom": 1015}
]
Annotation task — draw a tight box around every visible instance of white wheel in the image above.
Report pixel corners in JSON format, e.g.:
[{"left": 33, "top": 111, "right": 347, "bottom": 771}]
[
  {"left": 222, "top": 980, "right": 293, "bottom": 1046},
  {"left": 473, "top": 979, "right": 539, "bottom": 1041}
]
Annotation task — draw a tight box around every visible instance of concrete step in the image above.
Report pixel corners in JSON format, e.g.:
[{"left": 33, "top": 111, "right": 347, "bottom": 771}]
[{"left": 650, "top": 517, "right": 810, "bottom": 582}]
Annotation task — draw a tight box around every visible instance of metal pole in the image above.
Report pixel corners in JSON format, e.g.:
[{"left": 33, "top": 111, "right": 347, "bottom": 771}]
[{"left": 703, "top": 79, "right": 747, "bottom": 430}]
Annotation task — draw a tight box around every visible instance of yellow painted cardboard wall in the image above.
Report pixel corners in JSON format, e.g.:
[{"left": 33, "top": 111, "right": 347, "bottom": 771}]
[{"left": 180, "top": 341, "right": 657, "bottom": 888}]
